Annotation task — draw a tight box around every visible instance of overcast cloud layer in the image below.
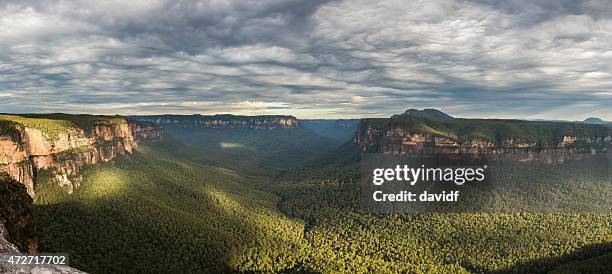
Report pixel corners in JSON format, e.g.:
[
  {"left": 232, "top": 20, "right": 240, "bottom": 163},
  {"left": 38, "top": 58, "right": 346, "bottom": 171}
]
[{"left": 0, "top": 0, "right": 611, "bottom": 119}]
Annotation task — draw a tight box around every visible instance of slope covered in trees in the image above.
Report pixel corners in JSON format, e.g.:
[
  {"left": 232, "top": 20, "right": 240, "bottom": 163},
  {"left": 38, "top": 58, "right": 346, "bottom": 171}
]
[
  {"left": 31, "top": 126, "right": 611, "bottom": 273},
  {"left": 270, "top": 142, "right": 611, "bottom": 272},
  {"left": 34, "top": 138, "right": 308, "bottom": 273}
]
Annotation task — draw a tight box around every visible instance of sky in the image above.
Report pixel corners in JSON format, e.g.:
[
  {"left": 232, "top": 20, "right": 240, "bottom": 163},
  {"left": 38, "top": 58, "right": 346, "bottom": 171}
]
[{"left": 0, "top": 0, "right": 611, "bottom": 120}]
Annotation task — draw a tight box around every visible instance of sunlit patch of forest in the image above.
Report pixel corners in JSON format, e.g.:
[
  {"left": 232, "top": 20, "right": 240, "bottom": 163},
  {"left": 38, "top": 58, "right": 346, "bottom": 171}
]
[
  {"left": 33, "top": 134, "right": 611, "bottom": 273},
  {"left": 34, "top": 139, "right": 308, "bottom": 273}
]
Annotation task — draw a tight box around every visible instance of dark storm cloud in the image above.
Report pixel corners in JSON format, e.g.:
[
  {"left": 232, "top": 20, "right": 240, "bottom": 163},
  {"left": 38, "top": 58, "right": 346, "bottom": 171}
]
[{"left": 0, "top": 0, "right": 610, "bottom": 119}]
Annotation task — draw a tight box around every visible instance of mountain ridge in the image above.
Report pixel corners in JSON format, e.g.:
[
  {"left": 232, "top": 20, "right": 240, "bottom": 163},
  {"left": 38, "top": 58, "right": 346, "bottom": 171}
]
[
  {"left": 130, "top": 114, "right": 298, "bottom": 129},
  {"left": 355, "top": 109, "right": 612, "bottom": 155}
]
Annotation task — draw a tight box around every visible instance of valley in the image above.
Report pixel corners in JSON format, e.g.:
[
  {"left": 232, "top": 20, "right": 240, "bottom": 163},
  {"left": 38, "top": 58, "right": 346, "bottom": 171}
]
[
  {"left": 0, "top": 111, "right": 610, "bottom": 273},
  {"left": 4, "top": 1, "right": 611, "bottom": 273}
]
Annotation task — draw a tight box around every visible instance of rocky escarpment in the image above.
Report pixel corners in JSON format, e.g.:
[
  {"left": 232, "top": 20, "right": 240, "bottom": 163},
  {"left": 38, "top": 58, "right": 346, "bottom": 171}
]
[
  {"left": 355, "top": 109, "right": 612, "bottom": 161},
  {"left": 0, "top": 115, "right": 163, "bottom": 195},
  {"left": 0, "top": 173, "right": 84, "bottom": 273},
  {"left": 131, "top": 114, "right": 298, "bottom": 129},
  {"left": 0, "top": 173, "right": 37, "bottom": 254}
]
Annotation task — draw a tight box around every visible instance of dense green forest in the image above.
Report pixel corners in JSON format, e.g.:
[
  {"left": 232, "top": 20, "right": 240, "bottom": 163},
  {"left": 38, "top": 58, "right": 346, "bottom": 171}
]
[
  {"left": 32, "top": 127, "right": 611, "bottom": 273},
  {"left": 34, "top": 138, "right": 307, "bottom": 273},
  {"left": 271, "top": 159, "right": 611, "bottom": 272}
]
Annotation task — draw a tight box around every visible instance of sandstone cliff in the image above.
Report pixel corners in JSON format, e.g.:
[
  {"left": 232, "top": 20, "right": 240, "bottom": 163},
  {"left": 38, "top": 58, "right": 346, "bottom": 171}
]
[
  {"left": 0, "top": 115, "right": 163, "bottom": 195},
  {"left": 354, "top": 110, "right": 612, "bottom": 162},
  {"left": 130, "top": 114, "right": 298, "bottom": 129}
]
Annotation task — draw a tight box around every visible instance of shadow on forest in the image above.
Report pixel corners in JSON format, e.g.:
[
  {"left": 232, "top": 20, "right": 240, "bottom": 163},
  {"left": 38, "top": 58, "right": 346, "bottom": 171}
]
[
  {"left": 32, "top": 142, "right": 308, "bottom": 273},
  {"left": 460, "top": 242, "right": 612, "bottom": 273}
]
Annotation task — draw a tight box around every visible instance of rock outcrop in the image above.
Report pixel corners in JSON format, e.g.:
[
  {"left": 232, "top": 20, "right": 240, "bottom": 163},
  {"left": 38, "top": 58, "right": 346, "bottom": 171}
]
[
  {"left": 0, "top": 173, "right": 85, "bottom": 273},
  {"left": 354, "top": 110, "right": 612, "bottom": 162},
  {"left": 130, "top": 114, "right": 298, "bottom": 129},
  {"left": 0, "top": 173, "right": 37, "bottom": 254},
  {"left": 0, "top": 116, "right": 163, "bottom": 195}
]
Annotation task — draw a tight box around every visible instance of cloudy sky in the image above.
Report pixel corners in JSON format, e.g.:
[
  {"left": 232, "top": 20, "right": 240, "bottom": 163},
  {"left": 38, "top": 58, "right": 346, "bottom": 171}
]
[{"left": 1, "top": 0, "right": 611, "bottom": 119}]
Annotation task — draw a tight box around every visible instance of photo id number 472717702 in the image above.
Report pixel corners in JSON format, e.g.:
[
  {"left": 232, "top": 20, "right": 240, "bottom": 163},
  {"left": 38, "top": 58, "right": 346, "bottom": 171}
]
[{"left": 4, "top": 254, "right": 69, "bottom": 266}]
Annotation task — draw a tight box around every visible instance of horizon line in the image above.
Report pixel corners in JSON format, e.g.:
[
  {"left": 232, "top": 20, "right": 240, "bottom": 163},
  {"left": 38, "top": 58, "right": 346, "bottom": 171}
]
[{"left": 1, "top": 111, "right": 608, "bottom": 123}]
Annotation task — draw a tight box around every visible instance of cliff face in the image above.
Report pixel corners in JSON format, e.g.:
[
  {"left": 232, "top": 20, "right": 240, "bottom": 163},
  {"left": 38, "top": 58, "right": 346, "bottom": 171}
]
[
  {"left": 354, "top": 113, "right": 612, "bottom": 161},
  {"left": 0, "top": 173, "right": 38, "bottom": 254},
  {"left": 131, "top": 114, "right": 298, "bottom": 129},
  {"left": 0, "top": 116, "right": 163, "bottom": 195},
  {"left": 0, "top": 173, "right": 84, "bottom": 272}
]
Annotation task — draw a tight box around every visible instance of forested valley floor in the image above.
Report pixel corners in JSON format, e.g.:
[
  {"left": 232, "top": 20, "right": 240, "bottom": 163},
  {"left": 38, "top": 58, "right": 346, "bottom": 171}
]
[{"left": 33, "top": 129, "right": 611, "bottom": 273}]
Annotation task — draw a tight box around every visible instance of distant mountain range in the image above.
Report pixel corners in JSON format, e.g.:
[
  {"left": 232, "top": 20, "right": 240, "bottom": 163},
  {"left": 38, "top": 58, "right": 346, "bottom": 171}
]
[
  {"left": 130, "top": 114, "right": 360, "bottom": 141},
  {"left": 130, "top": 114, "right": 298, "bottom": 129}
]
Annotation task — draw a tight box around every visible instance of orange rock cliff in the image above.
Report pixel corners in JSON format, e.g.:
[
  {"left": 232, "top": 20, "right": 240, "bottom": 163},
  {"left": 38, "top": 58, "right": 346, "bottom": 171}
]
[{"left": 0, "top": 116, "right": 163, "bottom": 196}]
